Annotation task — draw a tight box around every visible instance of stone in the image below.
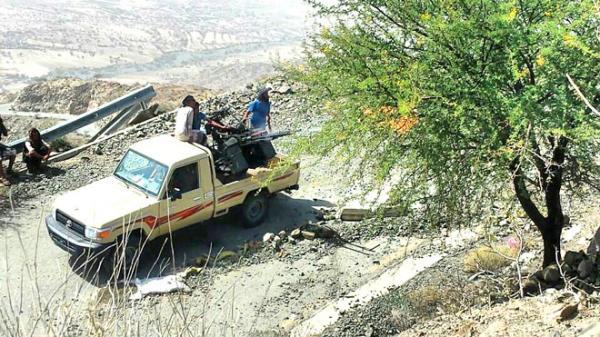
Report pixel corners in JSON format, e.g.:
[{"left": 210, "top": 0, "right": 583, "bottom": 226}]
[
  {"left": 290, "top": 228, "right": 302, "bottom": 239},
  {"left": 542, "top": 265, "right": 562, "bottom": 285},
  {"left": 302, "top": 231, "right": 316, "bottom": 240},
  {"left": 523, "top": 279, "right": 541, "bottom": 296},
  {"left": 578, "top": 259, "right": 594, "bottom": 279},
  {"left": 545, "top": 302, "right": 579, "bottom": 323},
  {"left": 588, "top": 226, "right": 600, "bottom": 257},
  {"left": 263, "top": 232, "right": 275, "bottom": 243},
  {"left": 564, "top": 251, "right": 585, "bottom": 268},
  {"left": 532, "top": 269, "right": 545, "bottom": 282},
  {"left": 278, "top": 230, "right": 287, "bottom": 239},
  {"left": 276, "top": 84, "right": 293, "bottom": 94},
  {"left": 558, "top": 303, "right": 579, "bottom": 321}
]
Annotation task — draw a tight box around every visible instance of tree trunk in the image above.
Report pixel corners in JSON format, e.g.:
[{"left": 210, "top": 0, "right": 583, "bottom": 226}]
[
  {"left": 540, "top": 219, "right": 562, "bottom": 267},
  {"left": 511, "top": 135, "right": 567, "bottom": 268}
]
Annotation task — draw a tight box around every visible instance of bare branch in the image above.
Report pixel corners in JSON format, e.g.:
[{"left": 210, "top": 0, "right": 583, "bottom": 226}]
[{"left": 566, "top": 74, "right": 600, "bottom": 118}]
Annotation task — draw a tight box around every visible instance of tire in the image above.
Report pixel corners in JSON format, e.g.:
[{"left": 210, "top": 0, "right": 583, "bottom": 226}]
[
  {"left": 103, "top": 233, "right": 143, "bottom": 280},
  {"left": 241, "top": 191, "right": 269, "bottom": 228}
]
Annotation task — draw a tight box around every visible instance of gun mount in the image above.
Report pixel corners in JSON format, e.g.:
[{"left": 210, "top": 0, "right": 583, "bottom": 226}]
[{"left": 204, "top": 113, "right": 291, "bottom": 179}]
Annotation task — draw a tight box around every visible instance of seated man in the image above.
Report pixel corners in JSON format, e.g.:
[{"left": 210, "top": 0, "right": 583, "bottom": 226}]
[
  {"left": 0, "top": 116, "right": 16, "bottom": 186},
  {"left": 23, "top": 128, "right": 52, "bottom": 174},
  {"left": 175, "top": 95, "right": 207, "bottom": 144}
]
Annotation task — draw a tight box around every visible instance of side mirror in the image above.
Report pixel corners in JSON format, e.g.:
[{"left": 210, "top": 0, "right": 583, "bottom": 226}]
[{"left": 169, "top": 188, "right": 182, "bottom": 202}]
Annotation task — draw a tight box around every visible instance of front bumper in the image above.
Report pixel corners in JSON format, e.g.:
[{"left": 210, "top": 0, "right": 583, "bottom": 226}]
[{"left": 45, "top": 215, "right": 112, "bottom": 257}]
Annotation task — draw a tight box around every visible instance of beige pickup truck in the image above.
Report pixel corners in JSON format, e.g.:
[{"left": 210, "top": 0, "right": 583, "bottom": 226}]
[{"left": 46, "top": 134, "right": 299, "bottom": 268}]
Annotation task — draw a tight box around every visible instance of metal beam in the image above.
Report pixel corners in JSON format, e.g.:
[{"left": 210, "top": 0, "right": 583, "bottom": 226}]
[
  {"left": 6, "top": 85, "right": 156, "bottom": 153},
  {"left": 88, "top": 103, "right": 141, "bottom": 142}
]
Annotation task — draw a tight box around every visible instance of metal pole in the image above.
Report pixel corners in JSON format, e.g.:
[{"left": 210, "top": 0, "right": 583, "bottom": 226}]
[{"left": 7, "top": 85, "right": 156, "bottom": 153}]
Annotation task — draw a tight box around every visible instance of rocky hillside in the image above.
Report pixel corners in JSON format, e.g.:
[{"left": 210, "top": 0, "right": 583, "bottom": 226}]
[
  {"left": 7, "top": 78, "right": 214, "bottom": 114},
  {"left": 2, "top": 76, "right": 313, "bottom": 203}
]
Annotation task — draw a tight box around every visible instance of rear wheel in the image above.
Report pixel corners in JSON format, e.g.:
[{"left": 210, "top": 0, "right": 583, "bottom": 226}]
[{"left": 241, "top": 191, "right": 269, "bottom": 228}]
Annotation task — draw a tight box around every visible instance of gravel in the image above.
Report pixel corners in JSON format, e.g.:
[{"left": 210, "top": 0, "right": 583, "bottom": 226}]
[{"left": 1, "top": 78, "right": 314, "bottom": 204}]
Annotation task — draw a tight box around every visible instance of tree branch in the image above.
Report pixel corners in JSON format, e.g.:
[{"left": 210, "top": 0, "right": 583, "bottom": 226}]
[
  {"left": 510, "top": 156, "right": 546, "bottom": 230},
  {"left": 566, "top": 73, "right": 600, "bottom": 118}
]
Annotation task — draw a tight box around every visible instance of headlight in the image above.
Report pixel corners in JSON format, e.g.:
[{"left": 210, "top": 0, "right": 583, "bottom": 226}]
[{"left": 84, "top": 227, "right": 111, "bottom": 240}]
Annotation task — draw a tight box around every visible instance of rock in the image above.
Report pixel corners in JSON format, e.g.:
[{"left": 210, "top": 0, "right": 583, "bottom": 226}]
[
  {"left": 578, "top": 259, "right": 594, "bottom": 279},
  {"left": 278, "top": 230, "right": 287, "bottom": 239},
  {"left": 542, "top": 265, "right": 562, "bottom": 285},
  {"left": 273, "top": 84, "right": 293, "bottom": 94},
  {"left": 302, "top": 231, "right": 316, "bottom": 240},
  {"left": 193, "top": 255, "right": 208, "bottom": 267},
  {"left": 216, "top": 250, "right": 238, "bottom": 262},
  {"left": 290, "top": 228, "right": 302, "bottom": 239},
  {"left": 561, "top": 263, "right": 574, "bottom": 276},
  {"left": 263, "top": 232, "right": 275, "bottom": 243},
  {"left": 588, "top": 226, "right": 600, "bottom": 257},
  {"left": 564, "top": 251, "right": 585, "bottom": 268},
  {"left": 315, "top": 226, "right": 337, "bottom": 239},
  {"left": 545, "top": 302, "right": 579, "bottom": 323},
  {"left": 532, "top": 270, "right": 545, "bottom": 282},
  {"left": 523, "top": 279, "right": 541, "bottom": 296},
  {"left": 558, "top": 303, "right": 579, "bottom": 321},
  {"left": 573, "top": 279, "right": 594, "bottom": 294}
]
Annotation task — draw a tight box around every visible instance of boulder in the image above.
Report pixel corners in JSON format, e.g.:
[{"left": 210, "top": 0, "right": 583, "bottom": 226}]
[
  {"left": 290, "top": 228, "right": 302, "bottom": 239},
  {"left": 587, "top": 226, "right": 600, "bottom": 257},
  {"left": 278, "top": 230, "right": 287, "bottom": 239},
  {"left": 273, "top": 84, "right": 293, "bottom": 95},
  {"left": 577, "top": 259, "right": 594, "bottom": 279},
  {"left": 523, "top": 279, "right": 541, "bottom": 296},
  {"left": 564, "top": 251, "right": 585, "bottom": 268},
  {"left": 542, "top": 265, "right": 562, "bottom": 285},
  {"left": 263, "top": 232, "right": 275, "bottom": 243},
  {"left": 301, "top": 231, "right": 316, "bottom": 240}
]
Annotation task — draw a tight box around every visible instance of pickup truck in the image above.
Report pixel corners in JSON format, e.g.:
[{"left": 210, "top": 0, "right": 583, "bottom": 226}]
[{"left": 45, "top": 134, "right": 300, "bottom": 271}]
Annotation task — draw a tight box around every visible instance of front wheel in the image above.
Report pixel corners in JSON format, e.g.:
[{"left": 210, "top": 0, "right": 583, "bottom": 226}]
[
  {"left": 241, "top": 191, "right": 269, "bottom": 228},
  {"left": 103, "top": 233, "right": 143, "bottom": 280}
]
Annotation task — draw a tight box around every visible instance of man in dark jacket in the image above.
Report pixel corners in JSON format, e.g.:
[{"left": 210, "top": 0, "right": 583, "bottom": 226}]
[{"left": 0, "top": 116, "right": 16, "bottom": 186}]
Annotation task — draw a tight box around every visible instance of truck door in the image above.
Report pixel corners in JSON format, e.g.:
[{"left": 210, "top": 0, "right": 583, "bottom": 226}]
[{"left": 158, "top": 161, "right": 214, "bottom": 235}]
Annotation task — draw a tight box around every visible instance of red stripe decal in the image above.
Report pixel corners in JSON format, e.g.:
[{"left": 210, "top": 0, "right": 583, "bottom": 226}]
[
  {"left": 134, "top": 201, "right": 214, "bottom": 229},
  {"left": 273, "top": 172, "right": 294, "bottom": 182},
  {"left": 218, "top": 191, "right": 244, "bottom": 203}
]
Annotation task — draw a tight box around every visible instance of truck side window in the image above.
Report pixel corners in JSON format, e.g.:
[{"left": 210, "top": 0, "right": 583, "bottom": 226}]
[{"left": 168, "top": 163, "right": 199, "bottom": 195}]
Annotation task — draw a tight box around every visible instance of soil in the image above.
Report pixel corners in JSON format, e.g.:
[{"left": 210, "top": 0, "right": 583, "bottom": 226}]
[{"left": 0, "top": 79, "right": 598, "bottom": 337}]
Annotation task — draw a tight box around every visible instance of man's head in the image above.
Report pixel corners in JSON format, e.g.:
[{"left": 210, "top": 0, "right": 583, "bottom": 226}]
[
  {"left": 182, "top": 95, "right": 197, "bottom": 107},
  {"left": 257, "top": 87, "right": 271, "bottom": 102}
]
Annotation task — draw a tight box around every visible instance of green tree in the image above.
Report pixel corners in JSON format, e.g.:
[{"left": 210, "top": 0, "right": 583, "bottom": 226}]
[{"left": 294, "top": 0, "right": 600, "bottom": 267}]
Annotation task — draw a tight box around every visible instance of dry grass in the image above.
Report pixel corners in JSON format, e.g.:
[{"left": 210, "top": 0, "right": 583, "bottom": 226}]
[
  {"left": 463, "top": 244, "right": 519, "bottom": 273},
  {"left": 0, "top": 208, "right": 267, "bottom": 337},
  {"left": 406, "top": 283, "right": 477, "bottom": 316}
]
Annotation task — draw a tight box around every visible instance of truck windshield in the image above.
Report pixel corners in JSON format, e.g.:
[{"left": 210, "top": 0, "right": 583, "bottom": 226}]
[{"left": 114, "top": 150, "right": 167, "bottom": 197}]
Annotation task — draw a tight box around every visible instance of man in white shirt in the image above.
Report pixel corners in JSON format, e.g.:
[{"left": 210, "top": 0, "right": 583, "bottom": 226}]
[{"left": 175, "top": 95, "right": 206, "bottom": 143}]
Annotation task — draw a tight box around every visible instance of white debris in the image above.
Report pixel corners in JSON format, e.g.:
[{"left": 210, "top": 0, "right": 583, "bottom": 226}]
[
  {"left": 263, "top": 232, "right": 275, "bottom": 242},
  {"left": 129, "top": 275, "right": 191, "bottom": 300},
  {"left": 444, "top": 228, "right": 479, "bottom": 249}
]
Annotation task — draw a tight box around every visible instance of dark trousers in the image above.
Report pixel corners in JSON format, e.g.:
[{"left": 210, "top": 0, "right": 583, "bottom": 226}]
[{"left": 24, "top": 146, "right": 49, "bottom": 173}]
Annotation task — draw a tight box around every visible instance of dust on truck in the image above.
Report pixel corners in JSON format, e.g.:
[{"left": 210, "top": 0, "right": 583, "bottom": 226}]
[{"left": 45, "top": 134, "right": 300, "bottom": 264}]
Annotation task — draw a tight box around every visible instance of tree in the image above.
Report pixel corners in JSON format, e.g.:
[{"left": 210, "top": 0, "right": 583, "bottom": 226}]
[{"left": 293, "top": 0, "right": 600, "bottom": 267}]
